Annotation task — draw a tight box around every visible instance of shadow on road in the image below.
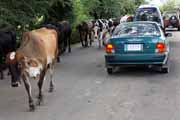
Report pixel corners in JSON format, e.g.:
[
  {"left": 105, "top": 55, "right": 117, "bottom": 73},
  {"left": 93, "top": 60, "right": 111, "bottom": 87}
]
[{"left": 111, "top": 66, "right": 160, "bottom": 76}]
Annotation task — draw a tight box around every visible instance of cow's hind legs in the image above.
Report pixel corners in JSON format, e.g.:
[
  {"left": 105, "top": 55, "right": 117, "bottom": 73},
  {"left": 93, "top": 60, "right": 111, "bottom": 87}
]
[
  {"left": 49, "top": 65, "right": 55, "bottom": 93},
  {"left": 22, "top": 75, "right": 35, "bottom": 111},
  {"left": 89, "top": 33, "right": 92, "bottom": 46},
  {"left": 0, "top": 70, "right": 3, "bottom": 80},
  {"left": 0, "top": 64, "right": 4, "bottom": 80},
  {"left": 37, "top": 70, "right": 46, "bottom": 106},
  {"left": 98, "top": 39, "right": 101, "bottom": 48},
  {"left": 80, "top": 32, "right": 85, "bottom": 47},
  {"left": 68, "top": 36, "right": 71, "bottom": 53},
  {"left": 57, "top": 55, "right": 60, "bottom": 63},
  {"left": 57, "top": 51, "right": 61, "bottom": 63},
  {"left": 85, "top": 34, "right": 89, "bottom": 47}
]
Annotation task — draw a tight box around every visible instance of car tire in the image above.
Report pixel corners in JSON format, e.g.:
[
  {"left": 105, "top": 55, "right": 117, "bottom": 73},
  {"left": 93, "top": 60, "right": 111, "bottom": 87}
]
[
  {"left": 178, "top": 26, "right": 180, "bottom": 31},
  {"left": 160, "top": 67, "right": 169, "bottom": 73},
  {"left": 160, "top": 58, "right": 170, "bottom": 73},
  {"left": 107, "top": 68, "right": 113, "bottom": 74}
]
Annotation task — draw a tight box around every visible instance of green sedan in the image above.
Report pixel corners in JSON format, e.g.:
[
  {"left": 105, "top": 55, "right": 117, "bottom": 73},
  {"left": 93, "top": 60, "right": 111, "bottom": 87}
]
[{"left": 105, "top": 21, "right": 171, "bottom": 74}]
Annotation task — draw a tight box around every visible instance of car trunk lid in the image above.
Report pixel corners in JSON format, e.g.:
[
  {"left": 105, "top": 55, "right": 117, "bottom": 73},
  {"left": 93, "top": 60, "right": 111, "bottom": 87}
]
[{"left": 111, "top": 36, "right": 160, "bottom": 54}]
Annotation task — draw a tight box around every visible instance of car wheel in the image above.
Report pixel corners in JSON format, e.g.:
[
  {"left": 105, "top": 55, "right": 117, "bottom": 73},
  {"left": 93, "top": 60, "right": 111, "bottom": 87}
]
[
  {"left": 160, "top": 59, "right": 170, "bottom": 73},
  {"left": 107, "top": 68, "right": 113, "bottom": 74},
  {"left": 160, "top": 67, "right": 169, "bottom": 73},
  {"left": 178, "top": 26, "right": 180, "bottom": 31}
]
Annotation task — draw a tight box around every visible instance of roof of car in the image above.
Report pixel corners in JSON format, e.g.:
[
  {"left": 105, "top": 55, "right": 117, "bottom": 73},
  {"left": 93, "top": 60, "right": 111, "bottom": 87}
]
[
  {"left": 138, "top": 4, "right": 159, "bottom": 9},
  {"left": 121, "top": 21, "right": 159, "bottom": 25}
]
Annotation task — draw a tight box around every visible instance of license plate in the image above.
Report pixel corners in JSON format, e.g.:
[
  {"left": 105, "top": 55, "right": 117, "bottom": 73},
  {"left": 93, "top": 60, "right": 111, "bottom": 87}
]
[
  {"left": 125, "top": 44, "right": 143, "bottom": 51},
  {"left": 168, "top": 26, "right": 173, "bottom": 28}
]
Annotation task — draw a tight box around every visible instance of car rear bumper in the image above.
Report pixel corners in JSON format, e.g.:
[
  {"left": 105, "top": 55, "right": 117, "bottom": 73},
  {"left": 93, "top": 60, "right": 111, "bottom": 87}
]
[
  {"left": 165, "top": 25, "right": 179, "bottom": 28},
  {"left": 105, "top": 53, "right": 168, "bottom": 66},
  {"left": 165, "top": 22, "right": 180, "bottom": 28}
]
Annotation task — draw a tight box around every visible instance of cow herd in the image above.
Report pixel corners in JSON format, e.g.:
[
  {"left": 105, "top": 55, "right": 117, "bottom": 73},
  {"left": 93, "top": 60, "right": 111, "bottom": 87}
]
[
  {"left": 0, "top": 16, "right": 133, "bottom": 111},
  {"left": 0, "top": 21, "right": 72, "bottom": 111},
  {"left": 77, "top": 18, "right": 121, "bottom": 48}
]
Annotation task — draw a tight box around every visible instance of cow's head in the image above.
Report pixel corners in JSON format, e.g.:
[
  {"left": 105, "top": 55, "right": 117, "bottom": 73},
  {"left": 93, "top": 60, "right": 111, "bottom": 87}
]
[
  {"left": 5, "top": 52, "right": 21, "bottom": 87},
  {"left": 6, "top": 52, "right": 42, "bottom": 80},
  {"left": 92, "top": 25, "right": 100, "bottom": 40}
]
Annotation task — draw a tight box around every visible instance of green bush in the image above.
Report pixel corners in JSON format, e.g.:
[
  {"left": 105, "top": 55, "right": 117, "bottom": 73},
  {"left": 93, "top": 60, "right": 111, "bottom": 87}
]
[{"left": 0, "top": 0, "right": 146, "bottom": 45}]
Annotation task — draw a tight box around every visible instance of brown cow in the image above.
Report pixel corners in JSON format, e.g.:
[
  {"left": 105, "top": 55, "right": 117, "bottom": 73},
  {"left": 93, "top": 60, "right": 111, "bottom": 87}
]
[
  {"left": 77, "top": 20, "right": 95, "bottom": 47},
  {"left": 6, "top": 28, "right": 58, "bottom": 111}
]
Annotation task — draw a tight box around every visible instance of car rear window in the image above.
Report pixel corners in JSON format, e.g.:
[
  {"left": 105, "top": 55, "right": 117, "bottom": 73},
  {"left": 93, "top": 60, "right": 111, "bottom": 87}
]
[
  {"left": 134, "top": 8, "right": 160, "bottom": 23},
  {"left": 164, "top": 12, "right": 178, "bottom": 19},
  {"left": 113, "top": 23, "right": 161, "bottom": 37}
]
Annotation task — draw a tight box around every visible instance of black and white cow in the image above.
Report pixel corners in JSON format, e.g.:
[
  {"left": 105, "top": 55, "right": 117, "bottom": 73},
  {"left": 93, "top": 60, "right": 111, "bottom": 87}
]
[
  {"left": 93, "top": 19, "right": 116, "bottom": 48},
  {"left": 0, "top": 24, "right": 20, "bottom": 87}
]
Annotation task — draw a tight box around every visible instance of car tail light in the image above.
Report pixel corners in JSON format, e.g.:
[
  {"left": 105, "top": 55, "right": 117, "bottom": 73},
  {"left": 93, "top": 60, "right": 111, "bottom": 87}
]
[
  {"left": 156, "top": 43, "right": 166, "bottom": 53},
  {"left": 105, "top": 43, "right": 114, "bottom": 53}
]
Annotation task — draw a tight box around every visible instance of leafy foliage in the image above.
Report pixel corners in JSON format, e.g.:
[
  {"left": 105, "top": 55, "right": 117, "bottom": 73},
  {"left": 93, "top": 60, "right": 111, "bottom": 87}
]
[
  {"left": 0, "top": 0, "right": 145, "bottom": 43},
  {"left": 0, "top": 0, "right": 49, "bottom": 29},
  {"left": 160, "top": 0, "right": 180, "bottom": 12},
  {"left": 72, "top": 0, "right": 91, "bottom": 26},
  {"left": 47, "top": 0, "right": 73, "bottom": 23},
  {"left": 81, "top": 0, "right": 145, "bottom": 19}
]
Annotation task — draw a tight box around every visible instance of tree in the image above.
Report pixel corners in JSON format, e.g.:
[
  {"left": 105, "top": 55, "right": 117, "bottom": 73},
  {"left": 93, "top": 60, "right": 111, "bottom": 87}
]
[
  {"left": 81, "top": 0, "right": 145, "bottom": 19},
  {"left": 0, "top": 0, "right": 146, "bottom": 43},
  {"left": 0, "top": 0, "right": 50, "bottom": 27},
  {"left": 47, "top": 0, "right": 73, "bottom": 23},
  {"left": 72, "top": 0, "right": 91, "bottom": 26},
  {"left": 160, "top": 0, "right": 180, "bottom": 12}
]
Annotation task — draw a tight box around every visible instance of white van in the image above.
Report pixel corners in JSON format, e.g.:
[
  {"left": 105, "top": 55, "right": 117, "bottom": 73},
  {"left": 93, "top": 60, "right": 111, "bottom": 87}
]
[{"left": 134, "top": 5, "right": 164, "bottom": 30}]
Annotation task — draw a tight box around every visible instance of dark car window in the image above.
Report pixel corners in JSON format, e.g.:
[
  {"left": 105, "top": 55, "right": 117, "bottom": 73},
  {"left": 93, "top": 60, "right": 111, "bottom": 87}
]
[
  {"left": 113, "top": 23, "right": 161, "bottom": 37},
  {"left": 134, "top": 8, "right": 160, "bottom": 23}
]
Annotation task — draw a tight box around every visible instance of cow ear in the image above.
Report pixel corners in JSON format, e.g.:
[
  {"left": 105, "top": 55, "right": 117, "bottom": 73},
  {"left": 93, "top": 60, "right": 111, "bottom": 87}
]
[
  {"left": 6, "top": 52, "right": 17, "bottom": 64},
  {"left": 6, "top": 52, "right": 25, "bottom": 65}
]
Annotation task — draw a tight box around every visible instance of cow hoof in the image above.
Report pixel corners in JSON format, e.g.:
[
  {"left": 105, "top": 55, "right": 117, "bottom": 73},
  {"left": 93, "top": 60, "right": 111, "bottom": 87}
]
[
  {"left": 36, "top": 95, "right": 44, "bottom": 106},
  {"left": 11, "top": 82, "right": 21, "bottom": 87},
  {"left": 0, "top": 76, "right": 3, "bottom": 80},
  {"left": 7, "top": 72, "right": 11, "bottom": 76},
  {"left": 49, "top": 87, "right": 54, "bottom": 93},
  {"left": 36, "top": 99, "right": 44, "bottom": 106},
  {"left": 57, "top": 57, "right": 60, "bottom": 63},
  {"left": 29, "top": 104, "right": 35, "bottom": 112}
]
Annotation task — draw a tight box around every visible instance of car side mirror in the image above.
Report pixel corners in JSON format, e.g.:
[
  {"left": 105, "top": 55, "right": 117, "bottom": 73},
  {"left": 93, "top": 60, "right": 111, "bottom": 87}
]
[{"left": 165, "top": 33, "right": 172, "bottom": 37}]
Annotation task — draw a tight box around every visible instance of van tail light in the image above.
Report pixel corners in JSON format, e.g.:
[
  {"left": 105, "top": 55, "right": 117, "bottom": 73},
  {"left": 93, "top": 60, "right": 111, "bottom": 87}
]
[
  {"left": 105, "top": 43, "right": 114, "bottom": 53},
  {"left": 156, "top": 43, "right": 166, "bottom": 53}
]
